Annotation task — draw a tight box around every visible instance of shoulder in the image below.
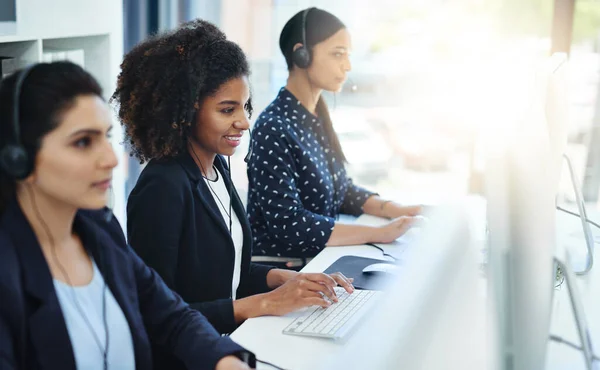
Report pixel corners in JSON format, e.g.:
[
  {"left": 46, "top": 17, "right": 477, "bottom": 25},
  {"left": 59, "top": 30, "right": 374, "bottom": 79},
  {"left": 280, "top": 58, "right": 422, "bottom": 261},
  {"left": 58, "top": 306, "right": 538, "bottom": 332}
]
[
  {"left": 253, "top": 111, "right": 293, "bottom": 144},
  {"left": 132, "top": 157, "right": 190, "bottom": 195},
  {"left": 0, "top": 229, "right": 19, "bottom": 277},
  {"left": 140, "top": 157, "right": 188, "bottom": 182},
  {"left": 0, "top": 230, "right": 23, "bottom": 306},
  {"left": 254, "top": 97, "right": 289, "bottom": 130},
  {"left": 79, "top": 208, "right": 128, "bottom": 249}
]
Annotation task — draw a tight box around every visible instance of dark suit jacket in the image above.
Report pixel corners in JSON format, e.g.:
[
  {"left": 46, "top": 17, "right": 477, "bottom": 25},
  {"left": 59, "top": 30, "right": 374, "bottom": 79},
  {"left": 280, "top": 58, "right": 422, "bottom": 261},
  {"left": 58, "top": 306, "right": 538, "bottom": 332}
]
[
  {"left": 0, "top": 200, "right": 252, "bottom": 370},
  {"left": 127, "top": 152, "right": 274, "bottom": 367}
]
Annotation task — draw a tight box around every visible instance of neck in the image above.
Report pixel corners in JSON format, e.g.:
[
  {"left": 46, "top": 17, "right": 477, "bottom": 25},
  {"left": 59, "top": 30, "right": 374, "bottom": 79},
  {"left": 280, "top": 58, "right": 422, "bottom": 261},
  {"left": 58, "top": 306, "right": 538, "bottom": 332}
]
[
  {"left": 286, "top": 69, "right": 322, "bottom": 115},
  {"left": 16, "top": 184, "right": 77, "bottom": 247},
  {"left": 188, "top": 140, "right": 217, "bottom": 178}
]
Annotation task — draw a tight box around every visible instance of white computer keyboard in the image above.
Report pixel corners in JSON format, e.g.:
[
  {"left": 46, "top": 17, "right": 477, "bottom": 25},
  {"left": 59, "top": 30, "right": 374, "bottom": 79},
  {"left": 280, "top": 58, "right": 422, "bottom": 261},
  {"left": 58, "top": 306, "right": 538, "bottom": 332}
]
[{"left": 282, "top": 287, "right": 380, "bottom": 340}]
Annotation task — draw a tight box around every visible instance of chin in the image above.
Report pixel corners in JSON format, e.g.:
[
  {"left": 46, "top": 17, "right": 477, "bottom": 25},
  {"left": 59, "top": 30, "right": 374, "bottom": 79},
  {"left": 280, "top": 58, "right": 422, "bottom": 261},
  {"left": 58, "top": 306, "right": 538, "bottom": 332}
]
[
  {"left": 78, "top": 195, "right": 110, "bottom": 210},
  {"left": 82, "top": 202, "right": 109, "bottom": 211},
  {"left": 219, "top": 148, "right": 238, "bottom": 158},
  {"left": 325, "top": 83, "right": 344, "bottom": 93}
]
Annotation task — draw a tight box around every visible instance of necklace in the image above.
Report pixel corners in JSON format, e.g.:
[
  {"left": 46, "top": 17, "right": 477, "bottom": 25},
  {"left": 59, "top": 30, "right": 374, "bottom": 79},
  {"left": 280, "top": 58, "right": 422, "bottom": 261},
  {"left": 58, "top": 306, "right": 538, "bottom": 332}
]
[
  {"left": 188, "top": 145, "right": 233, "bottom": 233},
  {"left": 204, "top": 172, "right": 232, "bottom": 221}
]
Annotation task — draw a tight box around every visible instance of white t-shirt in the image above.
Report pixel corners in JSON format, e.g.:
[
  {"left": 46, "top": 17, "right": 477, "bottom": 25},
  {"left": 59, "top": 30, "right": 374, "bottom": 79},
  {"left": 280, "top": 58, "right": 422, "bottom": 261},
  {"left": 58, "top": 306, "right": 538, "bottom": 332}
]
[
  {"left": 203, "top": 166, "right": 244, "bottom": 300},
  {"left": 53, "top": 260, "right": 135, "bottom": 370}
]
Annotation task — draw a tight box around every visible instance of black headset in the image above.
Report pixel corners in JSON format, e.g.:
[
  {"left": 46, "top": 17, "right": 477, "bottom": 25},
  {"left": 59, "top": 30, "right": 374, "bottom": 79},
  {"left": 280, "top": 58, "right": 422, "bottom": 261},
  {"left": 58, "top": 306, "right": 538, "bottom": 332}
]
[
  {"left": 244, "top": 9, "right": 315, "bottom": 163},
  {"left": 244, "top": 128, "right": 253, "bottom": 163},
  {"left": 292, "top": 8, "right": 315, "bottom": 69},
  {"left": 0, "top": 65, "right": 35, "bottom": 180}
]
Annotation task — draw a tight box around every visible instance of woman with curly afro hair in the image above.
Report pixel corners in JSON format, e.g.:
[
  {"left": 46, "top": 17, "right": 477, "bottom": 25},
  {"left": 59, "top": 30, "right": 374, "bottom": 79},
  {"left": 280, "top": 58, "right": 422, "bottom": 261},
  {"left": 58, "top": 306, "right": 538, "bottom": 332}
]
[{"left": 112, "top": 19, "right": 354, "bottom": 369}]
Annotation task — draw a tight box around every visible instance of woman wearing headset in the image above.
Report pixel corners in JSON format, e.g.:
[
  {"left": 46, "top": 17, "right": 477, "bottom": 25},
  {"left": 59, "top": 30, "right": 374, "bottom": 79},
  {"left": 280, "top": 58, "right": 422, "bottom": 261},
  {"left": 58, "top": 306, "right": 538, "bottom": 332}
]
[
  {"left": 247, "top": 8, "right": 422, "bottom": 266},
  {"left": 116, "top": 20, "right": 353, "bottom": 370},
  {"left": 0, "top": 62, "right": 253, "bottom": 369}
]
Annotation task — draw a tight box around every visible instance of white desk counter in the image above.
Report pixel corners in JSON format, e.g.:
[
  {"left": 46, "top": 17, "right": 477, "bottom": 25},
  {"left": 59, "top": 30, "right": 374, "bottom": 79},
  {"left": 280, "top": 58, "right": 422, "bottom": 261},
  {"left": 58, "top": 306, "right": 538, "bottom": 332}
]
[
  {"left": 231, "top": 199, "right": 486, "bottom": 370},
  {"left": 232, "top": 200, "right": 600, "bottom": 370}
]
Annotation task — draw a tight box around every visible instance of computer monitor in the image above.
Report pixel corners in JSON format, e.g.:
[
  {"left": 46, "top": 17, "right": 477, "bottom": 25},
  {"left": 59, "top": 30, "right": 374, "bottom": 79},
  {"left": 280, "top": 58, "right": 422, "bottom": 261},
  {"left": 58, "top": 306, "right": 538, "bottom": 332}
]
[
  {"left": 330, "top": 204, "right": 493, "bottom": 370},
  {"left": 561, "top": 154, "right": 595, "bottom": 274},
  {"left": 485, "top": 68, "right": 558, "bottom": 370},
  {"left": 543, "top": 53, "right": 594, "bottom": 274},
  {"left": 544, "top": 52, "right": 569, "bottom": 191}
]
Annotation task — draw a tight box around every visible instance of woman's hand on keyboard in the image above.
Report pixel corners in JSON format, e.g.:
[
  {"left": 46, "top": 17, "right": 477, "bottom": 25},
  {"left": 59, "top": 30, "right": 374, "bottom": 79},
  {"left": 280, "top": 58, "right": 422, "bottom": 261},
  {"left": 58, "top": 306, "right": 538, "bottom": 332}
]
[
  {"left": 326, "top": 272, "right": 354, "bottom": 294},
  {"left": 260, "top": 272, "right": 354, "bottom": 316}
]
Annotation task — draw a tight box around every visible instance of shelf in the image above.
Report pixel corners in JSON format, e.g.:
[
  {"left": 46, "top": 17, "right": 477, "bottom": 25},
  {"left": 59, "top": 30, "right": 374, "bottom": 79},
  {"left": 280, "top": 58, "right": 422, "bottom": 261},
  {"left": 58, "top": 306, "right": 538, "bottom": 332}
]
[
  {"left": 0, "top": 39, "right": 40, "bottom": 66},
  {"left": 0, "top": 35, "right": 38, "bottom": 44},
  {"left": 0, "top": 0, "right": 126, "bottom": 227},
  {"left": 42, "top": 35, "right": 111, "bottom": 99}
]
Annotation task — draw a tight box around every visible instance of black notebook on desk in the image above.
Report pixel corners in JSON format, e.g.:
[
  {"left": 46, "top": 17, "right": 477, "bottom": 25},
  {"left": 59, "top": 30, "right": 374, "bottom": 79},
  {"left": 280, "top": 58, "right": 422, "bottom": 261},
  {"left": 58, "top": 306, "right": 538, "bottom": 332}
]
[{"left": 323, "top": 255, "right": 398, "bottom": 290}]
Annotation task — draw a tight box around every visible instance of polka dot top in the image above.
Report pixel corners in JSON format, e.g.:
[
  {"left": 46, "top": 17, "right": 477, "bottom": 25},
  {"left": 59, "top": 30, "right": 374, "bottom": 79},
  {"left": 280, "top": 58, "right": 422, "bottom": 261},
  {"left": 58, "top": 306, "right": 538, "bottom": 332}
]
[{"left": 247, "top": 88, "right": 376, "bottom": 259}]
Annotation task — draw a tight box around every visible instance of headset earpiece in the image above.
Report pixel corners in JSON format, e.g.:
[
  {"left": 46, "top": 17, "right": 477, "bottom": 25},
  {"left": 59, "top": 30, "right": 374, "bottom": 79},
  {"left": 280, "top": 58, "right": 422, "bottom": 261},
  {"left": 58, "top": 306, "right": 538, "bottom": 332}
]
[
  {"left": 292, "top": 46, "right": 311, "bottom": 69},
  {"left": 292, "top": 8, "right": 313, "bottom": 69},
  {"left": 0, "top": 65, "right": 35, "bottom": 180},
  {"left": 0, "top": 144, "right": 30, "bottom": 180}
]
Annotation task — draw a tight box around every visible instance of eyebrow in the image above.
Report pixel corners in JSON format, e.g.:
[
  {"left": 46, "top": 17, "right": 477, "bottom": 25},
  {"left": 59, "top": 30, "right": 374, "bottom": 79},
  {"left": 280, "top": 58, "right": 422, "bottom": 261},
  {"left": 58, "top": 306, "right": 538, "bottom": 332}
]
[
  {"left": 69, "top": 125, "right": 113, "bottom": 138},
  {"left": 333, "top": 46, "right": 348, "bottom": 51},
  {"left": 217, "top": 100, "right": 240, "bottom": 105}
]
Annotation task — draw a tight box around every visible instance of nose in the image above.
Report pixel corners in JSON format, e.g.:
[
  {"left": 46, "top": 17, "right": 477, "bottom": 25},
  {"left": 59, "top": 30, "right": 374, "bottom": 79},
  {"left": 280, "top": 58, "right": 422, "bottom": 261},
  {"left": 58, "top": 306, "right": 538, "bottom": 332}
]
[
  {"left": 99, "top": 139, "right": 118, "bottom": 170},
  {"left": 343, "top": 56, "right": 352, "bottom": 73},
  {"left": 233, "top": 114, "right": 250, "bottom": 131}
]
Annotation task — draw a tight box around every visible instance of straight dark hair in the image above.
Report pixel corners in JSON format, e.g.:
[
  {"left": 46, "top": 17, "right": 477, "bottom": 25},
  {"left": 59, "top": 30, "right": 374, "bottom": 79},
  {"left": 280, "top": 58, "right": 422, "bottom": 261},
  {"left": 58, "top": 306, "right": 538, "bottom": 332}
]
[
  {"left": 279, "top": 8, "right": 347, "bottom": 162},
  {"left": 0, "top": 62, "right": 103, "bottom": 214}
]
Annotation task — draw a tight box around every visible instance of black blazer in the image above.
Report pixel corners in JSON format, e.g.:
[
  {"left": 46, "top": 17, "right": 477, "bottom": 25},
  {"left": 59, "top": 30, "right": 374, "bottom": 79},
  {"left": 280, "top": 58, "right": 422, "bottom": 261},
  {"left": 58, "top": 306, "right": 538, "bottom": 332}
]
[
  {"left": 127, "top": 152, "right": 274, "bottom": 335},
  {"left": 0, "top": 200, "right": 252, "bottom": 370}
]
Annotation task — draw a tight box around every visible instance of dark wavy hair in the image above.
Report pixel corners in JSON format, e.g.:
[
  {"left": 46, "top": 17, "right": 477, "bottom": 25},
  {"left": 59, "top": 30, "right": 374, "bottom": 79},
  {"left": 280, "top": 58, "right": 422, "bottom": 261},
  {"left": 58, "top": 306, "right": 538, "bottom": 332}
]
[
  {"left": 111, "top": 19, "right": 252, "bottom": 163},
  {"left": 0, "top": 62, "right": 103, "bottom": 214},
  {"left": 279, "top": 8, "right": 347, "bottom": 162}
]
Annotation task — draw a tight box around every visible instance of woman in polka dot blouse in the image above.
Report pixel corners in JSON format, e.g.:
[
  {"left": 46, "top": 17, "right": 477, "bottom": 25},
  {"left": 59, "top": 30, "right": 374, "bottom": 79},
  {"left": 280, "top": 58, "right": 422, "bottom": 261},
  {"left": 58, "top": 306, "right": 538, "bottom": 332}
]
[{"left": 247, "top": 8, "right": 422, "bottom": 266}]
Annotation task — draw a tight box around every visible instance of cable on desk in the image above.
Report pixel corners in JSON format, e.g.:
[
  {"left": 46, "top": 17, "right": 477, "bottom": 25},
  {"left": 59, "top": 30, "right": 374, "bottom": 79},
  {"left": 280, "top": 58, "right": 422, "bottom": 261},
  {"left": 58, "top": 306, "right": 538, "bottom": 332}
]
[
  {"left": 549, "top": 334, "right": 600, "bottom": 362},
  {"left": 556, "top": 206, "right": 600, "bottom": 230},
  {"left": 365, "top": 243, "right": 397, "bottom": 261},
  {"left": 256, "top": 358, "right": 288, "bottom": 370}
]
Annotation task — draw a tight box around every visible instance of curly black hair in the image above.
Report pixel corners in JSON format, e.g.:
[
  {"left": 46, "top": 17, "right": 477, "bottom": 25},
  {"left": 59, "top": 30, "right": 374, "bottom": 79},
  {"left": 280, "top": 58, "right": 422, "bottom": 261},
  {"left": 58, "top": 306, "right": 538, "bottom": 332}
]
[{"left": 111, "top": 19, "right": 252, "bottom": 163}]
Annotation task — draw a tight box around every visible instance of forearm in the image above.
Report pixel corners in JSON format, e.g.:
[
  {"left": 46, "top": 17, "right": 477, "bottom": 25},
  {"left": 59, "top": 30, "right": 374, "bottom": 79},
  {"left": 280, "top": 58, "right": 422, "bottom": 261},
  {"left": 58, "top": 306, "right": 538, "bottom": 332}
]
[
  {"left": 237, "top": 263, "right": 277, "bottom": 296},
  {"left": 266, "top": 269, "right": 298, "bottom": 289},
  {"left": 232, "top": 293, "right": 269, "bottom": 323},
  {"left": 363, "top": 195, "right": 395, "bottom": 219},
  {"left": 326, "top": 222, "right": 378, "bottom": 246}
]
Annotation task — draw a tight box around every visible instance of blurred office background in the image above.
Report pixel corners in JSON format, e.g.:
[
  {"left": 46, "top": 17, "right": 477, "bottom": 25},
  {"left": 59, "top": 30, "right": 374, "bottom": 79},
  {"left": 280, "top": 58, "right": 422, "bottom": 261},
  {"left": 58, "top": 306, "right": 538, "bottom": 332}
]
[{"left": 122, "top": 0, "right": 600, "bottom": 211}]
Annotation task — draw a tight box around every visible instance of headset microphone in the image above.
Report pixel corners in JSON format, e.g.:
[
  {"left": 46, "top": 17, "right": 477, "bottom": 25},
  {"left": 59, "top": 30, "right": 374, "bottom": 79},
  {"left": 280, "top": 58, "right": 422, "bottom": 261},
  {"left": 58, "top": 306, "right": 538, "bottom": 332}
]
[
  {"left": 347, "top": 77, "right": 357, "bottom": 92},
  {"left": 244, "top": 128, "right": 253, "bottom": 163},
  {"left": 104, "top": 186, "right": 114, "bottom": 223},
  {"left": 104, "top": 209, "right": 112, "bottom": 223}
]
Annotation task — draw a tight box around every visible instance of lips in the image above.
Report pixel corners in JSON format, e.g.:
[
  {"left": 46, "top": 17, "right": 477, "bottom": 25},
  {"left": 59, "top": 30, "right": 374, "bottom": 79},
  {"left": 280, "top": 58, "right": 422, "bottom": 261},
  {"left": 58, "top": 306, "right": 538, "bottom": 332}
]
[
  {"left": 224, "top": 134, "right": 242, "bottom": 147},
  {"left": 92, "top": 178, "right": 112, "bottom": 190}
]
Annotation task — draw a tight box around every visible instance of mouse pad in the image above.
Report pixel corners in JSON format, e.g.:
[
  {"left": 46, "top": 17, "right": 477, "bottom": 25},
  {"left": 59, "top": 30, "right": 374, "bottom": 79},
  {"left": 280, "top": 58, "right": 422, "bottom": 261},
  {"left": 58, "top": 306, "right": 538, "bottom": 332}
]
[{"left": 323, "top": 255, "right": 398, "bottom": 291}]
